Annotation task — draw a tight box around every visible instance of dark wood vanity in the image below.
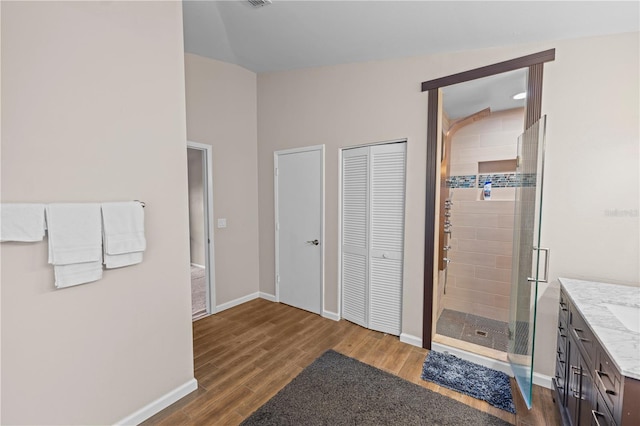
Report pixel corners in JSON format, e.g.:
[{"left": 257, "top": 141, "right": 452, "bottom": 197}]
[{"left": 554, "top": 280, "right": 640, "bottom": 425}]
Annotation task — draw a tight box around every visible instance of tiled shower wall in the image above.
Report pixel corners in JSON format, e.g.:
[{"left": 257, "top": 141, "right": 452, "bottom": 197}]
[
  {"left": 449, "top": 108, "right": 524, "bottom": 177},
  {"left": 443, "top": 189, "right": 514, "bottom": 322},
  {"left": 440, "top": 108, "right": 524, "bottom": 323}
]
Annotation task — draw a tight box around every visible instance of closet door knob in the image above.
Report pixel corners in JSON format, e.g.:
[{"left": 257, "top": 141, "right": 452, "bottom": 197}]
[{"left": 306, "top": 239, "right": 319, "bottom": 246}]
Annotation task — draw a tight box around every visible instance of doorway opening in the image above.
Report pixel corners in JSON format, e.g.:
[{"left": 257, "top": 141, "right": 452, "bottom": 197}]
[
  {"left": 434, "top": 88, "right": 525, "bottom": 361},
  {"left": 421, "top": 50, "right": 555, "bottom": 407},
  {"left": 187, "top": 141, "right": 216, "bottom": 321}
]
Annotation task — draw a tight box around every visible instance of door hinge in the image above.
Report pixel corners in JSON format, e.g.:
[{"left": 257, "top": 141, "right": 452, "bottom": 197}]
[
  {"left": 516, "top": 156, "right": 521, "bottom": 168},
  {"left": 276, "top": 222, "right": 279, "bottom": 231},
  {"left": 276, "top": 274, "right": 280, "bottom": 284},
  {"left": 275, "top": 167, "right": 278, "bottom": 176}
]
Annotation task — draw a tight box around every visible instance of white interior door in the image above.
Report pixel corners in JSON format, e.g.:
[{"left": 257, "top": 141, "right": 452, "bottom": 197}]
[{"left": 275, "top": 146, "right": 323, "bottom": 315}]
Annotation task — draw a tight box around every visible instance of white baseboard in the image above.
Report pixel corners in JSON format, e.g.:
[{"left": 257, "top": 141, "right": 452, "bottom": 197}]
[
  {"left": 114, "top": 378, "right": 197, "bottom": 425},
  {"left": 400, "top": 333, "right": 422, "bottom": 348},
  {"left": 322, "top": 310, "right": 340, "bottom": 321},
  {"left": 533, "top": 372, "right": 553, "bottom": 389},
  {"left": 190, "top": 263, "right": 205, "bottom": 269},
  {"left": 216, "top": 292, "right": 259, "bottom": 313},
  {"left": 259, "top": 292, "right": 277, "bottom": 302}
]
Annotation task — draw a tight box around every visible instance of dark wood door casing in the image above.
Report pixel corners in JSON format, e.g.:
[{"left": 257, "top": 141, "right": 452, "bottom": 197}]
[{"left": 421, "top": 49, "right": 555, "bottom": 349}]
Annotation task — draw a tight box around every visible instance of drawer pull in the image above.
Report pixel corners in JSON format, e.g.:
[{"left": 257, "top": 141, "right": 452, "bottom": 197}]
[
  {"left": 595, "top": 369, "right": 617, "bottom": 395},
  {"left": 592, "top": 410, "right": 605, "bottom": 426},
  {"left": 572, "top": 327, "right": 590, "bottom": 342}
]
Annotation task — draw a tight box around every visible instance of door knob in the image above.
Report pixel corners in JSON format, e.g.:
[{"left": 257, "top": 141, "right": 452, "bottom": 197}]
[{"left": 306, "top": 239, "right": 319, "bottom": 246}]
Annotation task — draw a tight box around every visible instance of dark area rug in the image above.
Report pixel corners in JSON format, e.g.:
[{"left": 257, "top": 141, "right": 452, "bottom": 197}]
[
  {"left": 421, "top": 351, "right": 516, "bottom": 414},
  {"left": 242, "top": 350, "right": 511, "bottom": 425}
]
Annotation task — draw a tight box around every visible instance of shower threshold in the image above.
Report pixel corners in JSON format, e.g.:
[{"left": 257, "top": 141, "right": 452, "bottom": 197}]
[{"left": 435, "top": 309, "right": 509, "bottom": 361}]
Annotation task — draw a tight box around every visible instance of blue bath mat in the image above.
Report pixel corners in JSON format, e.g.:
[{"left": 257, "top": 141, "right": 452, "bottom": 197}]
[{"left": 421, "top": 351, "right": 516, "bottom": 414}]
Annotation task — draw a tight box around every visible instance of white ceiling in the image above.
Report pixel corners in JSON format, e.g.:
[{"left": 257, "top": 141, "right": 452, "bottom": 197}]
[
  {"left": 183, "top": 1, "right": 639, "bottom": 74},
  {"left": 182, "top": 1, "right": 638, "bottom": 119},
  {"left": 442, "top": 68, "right": 527, "bottom": 119}
]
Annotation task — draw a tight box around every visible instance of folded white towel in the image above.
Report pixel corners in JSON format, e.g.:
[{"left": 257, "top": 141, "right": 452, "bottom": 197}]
[
  {"left": 46, "top": 204, "right": 103, "bottom": 265},
  {"left": 104, "top": 252, "right": 143, "bottom": 269},
  {"left": 54, "top": 261, "right": 103, "bottom": 289},
  {"left": 46, "top": 203, "right": 103, "bottom": 288},
  {"left": 101, "top": 202, "right": 146, "bottom": 269},
  {"left": 0, "top": 203, "right": 46, "bottom": 242}
]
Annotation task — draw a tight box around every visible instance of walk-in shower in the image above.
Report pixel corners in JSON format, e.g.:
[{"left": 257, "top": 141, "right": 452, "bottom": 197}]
[{"left": 433, "top": 70, "right": 527, "bottom": 361}]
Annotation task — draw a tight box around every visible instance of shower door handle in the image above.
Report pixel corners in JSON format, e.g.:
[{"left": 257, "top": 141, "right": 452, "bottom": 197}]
[{"left": 527, "top": 247, "right": 550, "bottom": 283}]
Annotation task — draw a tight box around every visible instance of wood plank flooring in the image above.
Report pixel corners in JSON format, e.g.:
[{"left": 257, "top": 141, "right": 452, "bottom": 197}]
[{"left": 142, "top": 299, "right": 561, "bottom": 425}]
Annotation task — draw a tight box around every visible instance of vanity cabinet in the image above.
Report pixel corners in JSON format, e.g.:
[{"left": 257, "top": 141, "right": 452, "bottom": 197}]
[{"left": 554, "top": 286, "right": 640, "bottom": 426}]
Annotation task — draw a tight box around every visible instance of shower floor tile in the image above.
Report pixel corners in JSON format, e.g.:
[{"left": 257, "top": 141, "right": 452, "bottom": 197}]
[{"left": 436, "top": 309, "right": 509, "bottom": 352}]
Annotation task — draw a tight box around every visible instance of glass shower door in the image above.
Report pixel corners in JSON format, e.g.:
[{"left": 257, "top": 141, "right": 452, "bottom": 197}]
[{"left": 508, "top": 115, "right": 548, "bottom": 409}]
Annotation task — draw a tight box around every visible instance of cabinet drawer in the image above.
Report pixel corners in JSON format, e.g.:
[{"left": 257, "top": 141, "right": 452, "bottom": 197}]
[
  {"left": 592, "top": 390, "right": 615, "bottom": 426},
  {"left": 555, "top": 360, "right": 567, "bottom": 396},
  {"left": 569, "top": 307, "right": 596, "bottom": 365},
  {"left": 595, "top": 348, "right": 621, "bottom": 417},
  {"left": 559, "top": 291, "right": 569, "bottom": 327},
  {"left": 557, "top": 332, "right": 567, "bottom": 365}
]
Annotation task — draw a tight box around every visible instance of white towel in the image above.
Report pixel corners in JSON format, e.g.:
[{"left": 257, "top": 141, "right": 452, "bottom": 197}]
[
  {"left": 46, "top": 203, "right": 103, "bottom": 288},
  {"left": 53, "top": 262, "right": 103, "bottom": 289},
  {"left": 101, "top": 202, "right": 146, "bottom": 269},
  {"left": 0, "top": 203, "right": 46, "bottom": 242}
]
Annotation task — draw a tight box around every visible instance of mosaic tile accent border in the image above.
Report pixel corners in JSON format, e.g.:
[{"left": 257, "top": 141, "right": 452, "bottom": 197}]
[
  {"left": 477, "top": 173, "right": 537, "bottom": 188},
  {"left": 478, "top": 173, "right": 518, "bottom": 188},
  {"left": 446, "top": 173, "right": 537, "bottom": 188},
  {"left": 446, "top": 175, "right": 476, "bottom": 188}
]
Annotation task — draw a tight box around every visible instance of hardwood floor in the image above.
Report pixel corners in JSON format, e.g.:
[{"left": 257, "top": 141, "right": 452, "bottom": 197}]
[{"left": 142, "top": 299, "right": 561, "bottom": 425}]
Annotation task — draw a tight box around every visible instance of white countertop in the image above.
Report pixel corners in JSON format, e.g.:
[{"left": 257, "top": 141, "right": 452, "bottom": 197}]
[{"left": 559, "top": 278, "right": 640, "bottom": 380}]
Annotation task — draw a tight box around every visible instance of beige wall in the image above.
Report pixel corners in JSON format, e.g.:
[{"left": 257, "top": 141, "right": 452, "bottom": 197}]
[
  {"left": 257, "top": 31, "right": 639, "bottom": 378},
  {"left": 184, "top": 53, "right": 260, "bottom": 307},
  {"left": 187, "top": 148, "right": 206, "bottom": 266},
  {"left": 1, "top": 2, "right": 193, "bottom": 424}
]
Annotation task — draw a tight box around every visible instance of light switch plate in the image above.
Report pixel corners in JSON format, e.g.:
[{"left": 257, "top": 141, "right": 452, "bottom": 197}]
[{"left": 217, "top": 218, "right": 227, "bottom": 228}]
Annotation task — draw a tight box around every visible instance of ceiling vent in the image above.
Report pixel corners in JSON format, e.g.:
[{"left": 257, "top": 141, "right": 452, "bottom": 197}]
[{"left": 248, "top": 0, "right": 272, "bottom": 8}]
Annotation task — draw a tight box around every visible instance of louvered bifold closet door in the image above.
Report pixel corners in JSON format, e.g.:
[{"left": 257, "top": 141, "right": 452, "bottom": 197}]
[
  {"left": 368, "top": 143, "right": 406, "bottom": 336},
  {"left": 341, "top": 147, "right": 369, "bottom": 328}
]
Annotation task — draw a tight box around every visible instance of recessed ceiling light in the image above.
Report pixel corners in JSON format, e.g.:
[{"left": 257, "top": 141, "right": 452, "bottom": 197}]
[{"left": 512, "top": 92, "right": 527, "bottom": 100}]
